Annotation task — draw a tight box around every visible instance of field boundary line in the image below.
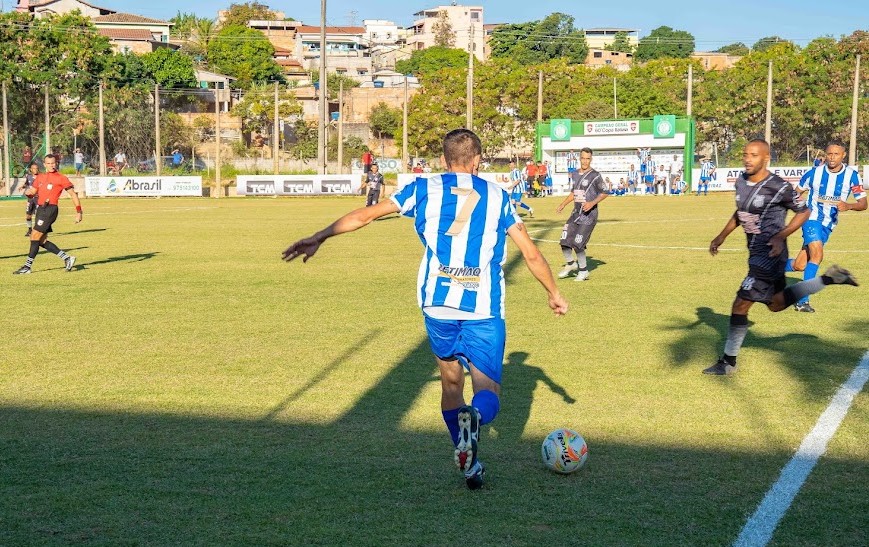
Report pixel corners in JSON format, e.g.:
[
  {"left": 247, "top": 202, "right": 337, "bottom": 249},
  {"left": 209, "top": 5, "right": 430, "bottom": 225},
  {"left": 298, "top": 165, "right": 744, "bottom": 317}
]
[
  {"left": 0, "top": 206, "right": 217, "bottom": 227},
  {"left": 733, "top": 350, "right": 869, "bottom": 547}
]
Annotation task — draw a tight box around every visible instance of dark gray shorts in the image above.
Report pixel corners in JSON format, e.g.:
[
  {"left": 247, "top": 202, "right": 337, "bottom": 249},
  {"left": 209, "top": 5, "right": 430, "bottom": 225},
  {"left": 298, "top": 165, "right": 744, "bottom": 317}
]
[{"left": 560, "top": 211, "right": 597, "bottom": 252}]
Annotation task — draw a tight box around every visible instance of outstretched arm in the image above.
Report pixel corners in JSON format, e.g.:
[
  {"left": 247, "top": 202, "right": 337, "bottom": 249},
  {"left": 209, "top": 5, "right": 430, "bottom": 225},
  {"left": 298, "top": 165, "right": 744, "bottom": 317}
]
[
  {"left": 282, "top": 199, "right": 400, "bottom": 262},
  {"left": 709, "top": 211, "right": 739, "bottom": 256},
  {"left": 507, "top": 222, "right": 568, "bottom": 316},
  {"left": 66, "top": 187, "right": 83, "bottom": 223}
]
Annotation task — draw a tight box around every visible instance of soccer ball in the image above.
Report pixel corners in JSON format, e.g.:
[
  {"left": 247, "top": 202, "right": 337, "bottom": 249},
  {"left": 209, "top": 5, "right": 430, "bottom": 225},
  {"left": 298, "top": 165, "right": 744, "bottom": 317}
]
[{"left": 541, "top": 428, "right": 588, "bottom": 474}]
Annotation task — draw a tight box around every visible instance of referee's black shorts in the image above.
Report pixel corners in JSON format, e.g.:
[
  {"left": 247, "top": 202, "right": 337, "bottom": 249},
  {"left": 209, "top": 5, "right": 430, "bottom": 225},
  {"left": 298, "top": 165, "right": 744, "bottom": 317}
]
[{"left": 34, "top": 203, "right": 59, "bottom": 234}]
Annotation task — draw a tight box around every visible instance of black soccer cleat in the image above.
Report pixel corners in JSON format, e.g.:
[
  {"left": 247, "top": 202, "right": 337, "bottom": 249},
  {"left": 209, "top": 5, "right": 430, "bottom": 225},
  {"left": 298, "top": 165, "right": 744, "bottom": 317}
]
[
  {"left": 12, "top": 266, "right": 31, "bottom": 275},
  {"left": 823, "top": 265, "right": 858, "bottom": 287},
  {"left": 455, "top": 405, "right": 481, "bottom": 473},
  {"left": 794, "top": 302, "right": 815, "bottom": 313},
  {"left": 25, "top": 228, "right": 32, "bottom": 237},
  {"left": 465, "top": 461, "right": 485, "bottom": 490},
  {"left": 703, "top": 358, "right": 736, "bottom": 376}
]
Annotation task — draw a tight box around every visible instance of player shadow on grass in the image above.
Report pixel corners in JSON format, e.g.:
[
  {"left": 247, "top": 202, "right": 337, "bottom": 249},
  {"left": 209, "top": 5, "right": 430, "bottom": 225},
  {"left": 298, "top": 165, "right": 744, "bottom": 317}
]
[
  {"left": 0, "top": 246, "right": 88, "bottom": 261},
  {"left": 54, "top": 228, "right": 108, "bottom": 236},
  {"left": 496, "top": 351, "right": 575, "bottom": 444},
  {"left": 67, "top": 252, "right": 159, "bottom": 271},
  {"left": 665, "top": 306, "right": 865, "bottom": 395}
]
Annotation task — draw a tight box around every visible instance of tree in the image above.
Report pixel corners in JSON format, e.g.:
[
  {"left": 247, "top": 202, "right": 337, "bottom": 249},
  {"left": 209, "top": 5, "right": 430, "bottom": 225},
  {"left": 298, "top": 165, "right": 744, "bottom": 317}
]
[
  {"left": 221, "top": 2, "right": 277, "bottom": 28},
  {"left": 175, "top": 16, "right": 217, "bottom": 64},
  {"left": 368, "top": 102, "right": 402, "bottom": 140},
  {"left": 635, "top": 26, "right": 695, "bottom": 61},
  {"left": 141, "top": 48, "right": 197, "bottom": 88},
  {"left": 230, "top": 82, "right": 302, "bottom": 138},
  {"left": 752, "top": 36, "right": 789, "bottom": 52},
  {"left": 310, "top": 71, "right": 361, "bottom": 100},
  {"left": 432, "top": 10, "right": 455, "bottom": 48},
  {"left": 207, "top": 25, "right": 282, "bottom": 88},
  {"left": 716, "top": 42, "right": 749, "bottom": 56},
  {"left": 605, "top": 31, "right": 634, "bottom": 54},
  {"left": 395, "top": 46, "right": 469, "bottom": 77},
  {"left": 487, "top": 14, "right": 587, "bottom": 65}
]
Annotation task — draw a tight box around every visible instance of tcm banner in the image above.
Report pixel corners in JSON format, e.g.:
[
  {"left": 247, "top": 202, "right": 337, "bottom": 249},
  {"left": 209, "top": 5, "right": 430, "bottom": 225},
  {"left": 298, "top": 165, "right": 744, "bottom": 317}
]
[
  {"left": 85, "top": 176, "right": 202, "bottom": 197},
  {"left": 236, "top": 175, "right": 360, "bottom": 196}
]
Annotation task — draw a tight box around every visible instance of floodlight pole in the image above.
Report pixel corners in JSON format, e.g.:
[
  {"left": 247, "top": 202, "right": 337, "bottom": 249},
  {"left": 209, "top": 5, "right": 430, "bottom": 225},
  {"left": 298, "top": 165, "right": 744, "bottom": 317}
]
[
  {"left": 466, "top": 24, "right": 474, "bottom": 129},
  {"left": 44, "top": 84, "right": 50, "bottom": 156},
  {"left": 402, "top": 75, "right": 408, "bottom": 172},
  {"left": 764, "top": 61, "right": 773, "bottom": 147},
  {"left": 687, "top": 64, "right": 693, "bottom": 116},
  {"left": 215, "top": 82, "right": 221, "bottom": 198},
  {"left": 273, "top": 81, "right": 279, "bottom": 175},
  {"left": 98, "top": 82, "right": 106, "bottom": 176},
  {"left": 317, "top": 0, "right": 327, "bottom": 175},
  {"left": 155, "top": 84, "right": 161, "bottom": 176},
  {"left": 2, "top": 81, "right": 10, "bottom": 195},
  {"left": 537, "top": 70, "right": 543, "bottom": 122},
  {"left": 613, "top": 77, "right": 618, "bottom": 118},
  {"left": 337, "top": 80, "right": 344, "bottom": 174}
]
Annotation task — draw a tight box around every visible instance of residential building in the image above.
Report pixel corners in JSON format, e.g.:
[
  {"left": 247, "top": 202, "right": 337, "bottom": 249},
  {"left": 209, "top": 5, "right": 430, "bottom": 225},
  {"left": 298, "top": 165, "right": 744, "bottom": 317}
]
[
  {"left": 691, "top": 52, "right": 742, "bottom": 70},
  {"left": 16, "top": 0, "right": 113, "bottom": 17},
  {"left": 93, "top": 13, "right": 174, "bottom": 53},
  {"left": 584, "top": 28, "right": 639, "bottom": 51},
  {"left": 407, "top": 4, "right": 485, "bottom": 60},
  {"left": 364, "top": 19, "right": 408, "bottom": 71},
  {"left": 247, "top": 19, "right": 301, "bottom": 52},
  {"left": 585, "top": 48, "right": 633, "bottom": 71},
  {"left": 274, "top": 48, "right": 307, "bottom": 81},
  {"left": 295, "top": 25, "right": 371, "bottom": 81}
]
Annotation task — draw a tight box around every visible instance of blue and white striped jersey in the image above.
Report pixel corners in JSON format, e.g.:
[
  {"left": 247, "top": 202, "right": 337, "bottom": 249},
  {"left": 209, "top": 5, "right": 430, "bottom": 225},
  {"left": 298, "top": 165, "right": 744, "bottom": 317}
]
[
  {"left": 390, "top": 173, "right": 522, "bottom": 319},
  {"left": 637, "top": 148, "right": 650, "bottom": 163},
  {"left": 645, "top": 159, "right": 656, "bottom": 175},
  {"left": 628, "top": 169, "right": 640, "bottom": 183},
  {"left": 798, "top": 165, "right": 866, "bottom": 229},
  {"left": 567, "top": 153, "right": 579, "bottom": 170},
  {"left": 510, "top": 168, "right": 526, "bottom": 194},
  {"left": 700, "top": 161, "right": 716, "bottom": 179}
]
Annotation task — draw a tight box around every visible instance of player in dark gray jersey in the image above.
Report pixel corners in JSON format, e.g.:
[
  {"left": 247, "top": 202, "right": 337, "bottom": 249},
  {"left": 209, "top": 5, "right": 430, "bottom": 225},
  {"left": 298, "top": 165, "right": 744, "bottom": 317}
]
[
  {"left": 705, "top": 139, "right": 859, "bottom": 375},
  {"left": 555, "top": 147, "right": 609, "bottom": 281}
]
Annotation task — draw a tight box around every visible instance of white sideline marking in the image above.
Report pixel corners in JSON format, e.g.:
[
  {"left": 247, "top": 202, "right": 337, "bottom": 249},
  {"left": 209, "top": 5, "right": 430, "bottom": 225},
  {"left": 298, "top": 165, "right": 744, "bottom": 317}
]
[
  {"left": 733, "top": 351, "right": 869, "bottom": 547},
  {"left": 0, "top": 206, "right": 216, "bottom": 227}
]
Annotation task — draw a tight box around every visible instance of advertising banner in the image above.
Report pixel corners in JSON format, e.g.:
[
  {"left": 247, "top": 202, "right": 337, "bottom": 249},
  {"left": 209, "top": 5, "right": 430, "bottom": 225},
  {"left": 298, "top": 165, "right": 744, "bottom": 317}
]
[
  {"left": 688, "top": 165, "right": 817, "bottom": 192},
  {"left": 236, "top": 175, "right": 360, "bottom": 196},
  {"left": 84, "top": 176, "right": 202, "bottom": 197},
  {"left": 350, "top": 157, "right": 404, "bottom": 174},
  {"left": 581, "top": 120, "right": 640, "bottom": 136}
]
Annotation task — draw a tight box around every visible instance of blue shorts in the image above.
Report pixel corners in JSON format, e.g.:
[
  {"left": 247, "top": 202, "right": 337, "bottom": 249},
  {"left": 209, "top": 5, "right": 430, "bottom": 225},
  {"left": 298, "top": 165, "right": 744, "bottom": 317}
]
[
  {"left": 700, "top": 176, "right": 711, "bottom": 182},
  {"left": 510, "top": 191, "right": 523, "bottom": 202},
  {"left": 645, "top": 175, "right": 654, "bottom": 183},
  {"left": 802, "top": 220, "right": 832, "bottom": 246},
  {"left": 423, "top": 315, "right": 506, "bottom": 384}
]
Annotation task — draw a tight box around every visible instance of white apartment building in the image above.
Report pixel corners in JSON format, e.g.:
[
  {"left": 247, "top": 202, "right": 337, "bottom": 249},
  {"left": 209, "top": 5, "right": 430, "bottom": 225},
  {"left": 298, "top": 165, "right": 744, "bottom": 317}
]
[{"left": 407, "top": 4, "right": 485, "bottom": 60}]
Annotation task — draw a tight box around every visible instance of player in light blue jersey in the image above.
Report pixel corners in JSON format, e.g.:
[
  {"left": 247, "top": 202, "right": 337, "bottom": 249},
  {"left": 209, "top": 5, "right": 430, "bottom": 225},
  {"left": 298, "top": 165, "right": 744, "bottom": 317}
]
[
  {"left": 698, "top": 159, "right": 715, "bottom": 195},
  {"left": 283, "top": 129, "right": 568, "bottom": 490},
  {"left": 786, "top": 139, "right": 867, "bottom": 312},
  {"left": 507, "top": 160, "right": 533, "bottom": 217}
]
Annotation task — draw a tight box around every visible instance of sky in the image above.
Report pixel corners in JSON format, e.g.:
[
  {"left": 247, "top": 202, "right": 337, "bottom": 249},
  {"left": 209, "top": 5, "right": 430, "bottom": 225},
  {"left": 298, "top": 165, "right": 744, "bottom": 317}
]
[{"left": 17, "top": 0, "right": 869, "bottom": 48}]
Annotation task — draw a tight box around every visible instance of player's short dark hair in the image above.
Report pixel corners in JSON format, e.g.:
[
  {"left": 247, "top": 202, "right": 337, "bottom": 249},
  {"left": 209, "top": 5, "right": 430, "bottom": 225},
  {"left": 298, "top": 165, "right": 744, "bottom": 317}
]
[
  {"left": 443, "top": 128, "right": 482, "bottom": 167},
  {"left": 580, "top": 147, "right": 593, "bottom": 155},
  {"left": 827, "top": 138, "right": 846, "bottom": 150},
  {"left": 44, "top": 154, "right": 56, "bottom": 160},
  {"left": 747, "top": 138, "right": 770, "bottom": 152}
]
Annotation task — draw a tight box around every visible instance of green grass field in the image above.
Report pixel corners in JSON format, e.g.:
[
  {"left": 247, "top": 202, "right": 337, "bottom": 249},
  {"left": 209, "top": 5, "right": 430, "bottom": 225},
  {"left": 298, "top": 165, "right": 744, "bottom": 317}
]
[{"left": 1, "top": 194, "right": 866, "bottom": 545}]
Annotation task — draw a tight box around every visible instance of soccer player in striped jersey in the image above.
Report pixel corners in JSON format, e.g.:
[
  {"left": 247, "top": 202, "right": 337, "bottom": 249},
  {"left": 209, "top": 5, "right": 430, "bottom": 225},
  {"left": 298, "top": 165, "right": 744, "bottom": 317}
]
[
  {"left": 704, "top": 140, "right": 858, "bottom": 376},
  {"left": 627, "top": 163, "right": 640, "bottom": 195},
  {"left": 283, "top": 129, "right": 568, "bottom": 489},
  {"left": 786, "top": 139, "right": 867, "bottom": 312},
  {"left": 698, "top": 158, "right": 715, "bottom": 195},
  {"left": 507, "top": 160, "right": 533, "bottom": 217}
]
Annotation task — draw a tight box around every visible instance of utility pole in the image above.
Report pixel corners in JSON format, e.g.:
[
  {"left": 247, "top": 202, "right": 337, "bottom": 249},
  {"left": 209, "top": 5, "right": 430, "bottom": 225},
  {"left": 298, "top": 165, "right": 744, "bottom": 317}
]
[
  {"left": 337, "top": 80, "right": 344, "bottom": 174},
  {"left": 98, "top": 82, "right": 106, "bottom": 176},
  {"left": 466, "top": 24, "right": 474, "bottom": 129},
  {"left": 273, "top": 81, "right": 279, "bottom": 174},
  {"left": 155, "top": 84, "right": 161, "bottom": 176},
  {"left": 2, "top": 81, "right": 9, "bottom": 195},
  {"left": 402, "top": 75, "right": 409, "bottom": 172},
  {"left": 687, "top": 64, "right": 693, "bottom": 116},
  {"left": 613, "top": 77, "right": 618, "bottom": 118},
  {"left": 44, "top": 84, "right": 50, "bottom": 156},
  {"left": 536, "top": 70, "right": 543, "bottom": 122},
  {"left": 215, "top": 82, "right": 221, "bottom": 197},
  {"left": 849, "top": 55, "right": 861, "bottom": 162},
  {"left": 317, "top": 0, "right": 327, "bottom": 175},
  {"left": 765, "top": 60, "right": 773, "bottom": 147}
]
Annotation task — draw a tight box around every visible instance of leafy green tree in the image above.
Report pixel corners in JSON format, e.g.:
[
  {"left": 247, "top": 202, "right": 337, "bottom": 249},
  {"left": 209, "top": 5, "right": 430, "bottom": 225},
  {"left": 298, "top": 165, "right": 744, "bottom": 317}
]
[
  {"left": 752, "top": 36, "right": 789, "bottom": 52},
  {"left": 432, "top": 10, "right": 455, "bottom": 47},
  {"left": 605, "top": 32, "right": 634, "bottom": 54},
  {"left": 635, "top": 26, "right": 695, "bottom": 61},
  {"left": 310, "top": 71, "right": 361, "bottom": 100},
  {"left": 221, "top": 2, "right": 278, "bottom": 27},
  {"left": 170, "top": 12, "right": 201, "bottom": 38},
  {"left": 368, "top": 102, "right": 402, "bottom": 140},
  {"left": 716, "top": 42, "right": 749, "bottom": 56},
  {"left": 230, "top": 82, "right": 302, "bottom": 137},
  {"left": 141, "top": 48, "right": 197, "bottom": 88},
  {"left": 287, "top": 119, "right": 318, "bottom": 160},
  {"left": 207, "top": 25, "right": 282, "bottom": 88},
  {"left": 395, "top": 46, "right": 469, "bottom": 77},
  {"left": 488, "top": 22, "right": 535, "bottom": 60},
  {"left": 328, "top": 136, "right": 367, "bottom": 166},
  {"left": 491, "top": 13, "right": 587, "bottom": 65}
]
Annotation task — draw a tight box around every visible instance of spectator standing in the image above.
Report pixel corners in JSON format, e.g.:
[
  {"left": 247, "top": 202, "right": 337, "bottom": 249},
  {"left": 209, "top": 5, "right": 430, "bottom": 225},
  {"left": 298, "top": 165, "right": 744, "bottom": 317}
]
[
  {"left": 73, "top": 148, "right": 85, "bottom": 176},
  {"left": 362, "top": 150, "right": 373, "bottom": 175}
]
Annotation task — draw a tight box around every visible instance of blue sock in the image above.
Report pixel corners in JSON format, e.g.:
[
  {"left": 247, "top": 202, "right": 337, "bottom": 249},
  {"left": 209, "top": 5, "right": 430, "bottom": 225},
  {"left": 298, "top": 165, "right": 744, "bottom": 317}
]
[
  {"left": 471, "top": 390, "right": 500, "bottom": 425},
  {"left": 442, "top": 407, "right": 461, "bottom": 446},
  {"left": 800, "top": 262, "right": 820, "bottom": 304},
  {"left": 519, "top": 202, "right": 531, "bottom": 211},
  {"left": 785, "top": 259, "right": 794, "bottom": 272}
]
